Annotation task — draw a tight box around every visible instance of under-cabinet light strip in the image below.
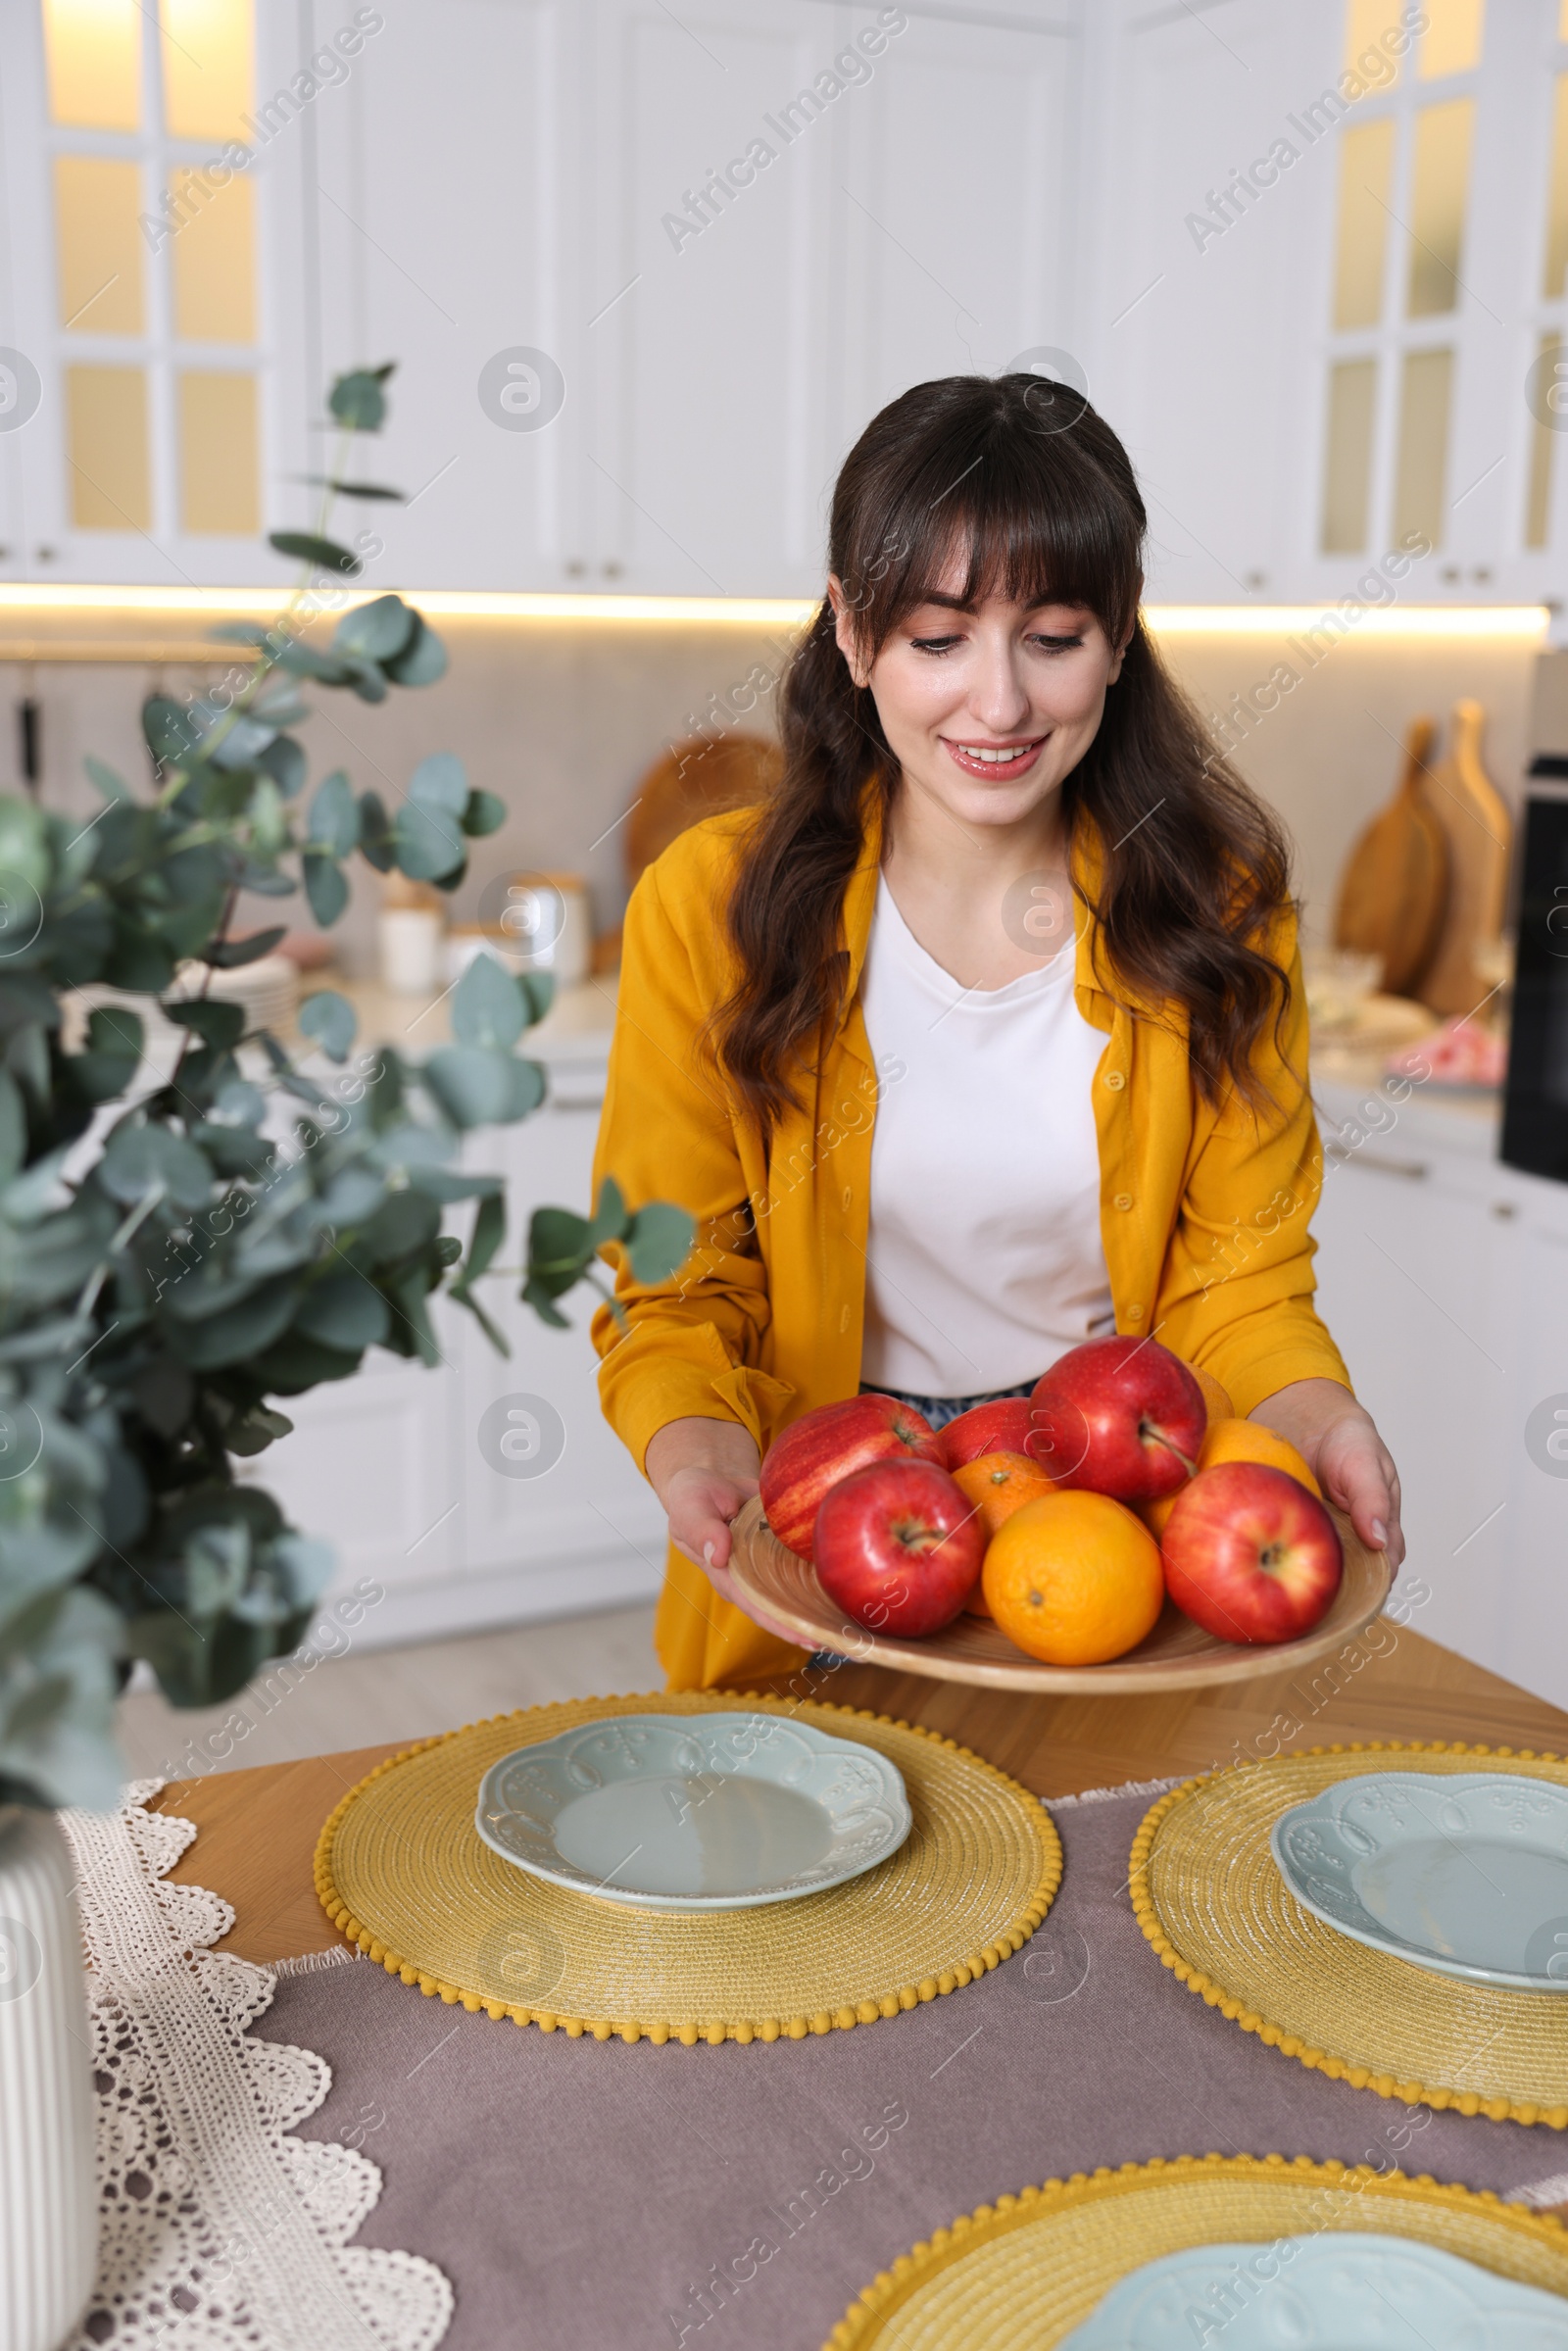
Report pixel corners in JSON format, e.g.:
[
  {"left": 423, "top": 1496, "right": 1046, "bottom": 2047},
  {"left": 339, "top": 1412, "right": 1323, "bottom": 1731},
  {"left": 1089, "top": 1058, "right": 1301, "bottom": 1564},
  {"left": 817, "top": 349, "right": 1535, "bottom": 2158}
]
[{"left": 0, "top": 585, "right": 1548, "bottom": 639}]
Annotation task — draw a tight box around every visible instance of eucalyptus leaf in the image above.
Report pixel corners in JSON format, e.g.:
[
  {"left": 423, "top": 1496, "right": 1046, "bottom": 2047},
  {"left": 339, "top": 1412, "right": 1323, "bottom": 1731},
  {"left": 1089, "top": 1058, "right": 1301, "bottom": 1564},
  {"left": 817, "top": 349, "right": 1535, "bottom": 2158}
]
[
  {"left": 357, "top": 791, "right": 395, "bottom": 872},
  {"left": 626, "top": 1200, "right": 696, "bottom": 1286},
  {"left": 100, "top": 1122, "right": 213, "bottom": 1211},
  {"left": 274, "top": 639, "right": 356, "bottom": 686},
  {"left": 84, "top": 756, "right": 132, "bottom": 804},
  {"left": 301, "top": 476, "right": 406, "bottom": 502},
  {"left": 0, "top": 1068, "right": 24, "bottom": 1184},
  {"left": 308, "top": 770, "right": 359, "bottom": 858},
  {"left": 461, "top": 789, "right": 507, "bottom": 838},
  {"left": 163, "top": 998, "right": 245, "bottom": 1052},
  {"left": 163, "top": 1278, "right": 303, "bottom": 1369},
  {"left": 451, "top": 952, "right": 523, "bottom": 1052},
  {"left": 205, "top": 927, "right": 286, "bottom": 969},
  {"left": 299, "top": 989, "right": 356, "bottom": 1063},
  {"left": 452, "top": 1190, "right": 505, "bottom": 1298},
  {"left": 332, "top": 595, "right": 415, "bottom": 662},
  {"left": 328, "top": 366, "right": 393, "bottom": 430},
  {"left": 381, "top": 616, "right": 447, "bottom": 687},
  {"left": 392, "top": 800, "right": 465, "bottom": 883},
  {"left": 518, "top": 970, "right": 556, "bottom": 1026},
  {"left": 587, "top": 1175, "right": 629, "bottom": 1248},
  {"left": 293, "top": 1272, "right": 389, "bottom": 1351},
  {"left": 342, "top": 657, "right": 389, "bottom": 705},
  {"left": 258, "top": 735, "right": 307, "bottom": 799},
  {"left": 303, "top": 853, "right": 349, "bottom": 927},
  {"left": 142, "top": 695, "right": 205, "bottom": 769},
  {"left": 423, "top": 1046, "right": 543, "bottom": 1130},
  {"left": 409, "top": 753, "right": 468, "bottom": 817},
  {"left": 269, "top": 530, "right": 362, "bottom": 577}
]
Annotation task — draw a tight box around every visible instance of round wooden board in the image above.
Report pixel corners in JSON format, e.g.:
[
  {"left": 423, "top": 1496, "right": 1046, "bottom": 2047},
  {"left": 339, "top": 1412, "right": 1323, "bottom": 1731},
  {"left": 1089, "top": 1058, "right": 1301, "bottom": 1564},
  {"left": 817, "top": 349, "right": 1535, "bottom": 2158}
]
[{"left": 726, "top": 1496, "right": 1393, "bottom": 1695}]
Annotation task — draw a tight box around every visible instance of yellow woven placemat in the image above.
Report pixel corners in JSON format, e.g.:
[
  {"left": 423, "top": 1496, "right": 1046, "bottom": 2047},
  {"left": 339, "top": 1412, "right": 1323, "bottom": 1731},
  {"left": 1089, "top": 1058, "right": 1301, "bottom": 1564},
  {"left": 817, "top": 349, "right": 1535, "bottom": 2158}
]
[
  {"left": 1130, "top": 1740, "right": 1568, "bottom": 2128},
  {"left": 825, "top": 2153, "right": 1568, "bottom": 2350},
  {"left": 314, "top": 1690, "right": 1061, "bottom": 2046}
]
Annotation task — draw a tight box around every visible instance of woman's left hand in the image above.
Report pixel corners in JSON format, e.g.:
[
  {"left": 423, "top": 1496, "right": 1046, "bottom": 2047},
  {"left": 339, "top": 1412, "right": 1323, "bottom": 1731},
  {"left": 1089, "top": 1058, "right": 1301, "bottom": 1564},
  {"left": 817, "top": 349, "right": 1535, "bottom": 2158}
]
[{"left": 1248, "top": 1378, "right": 1404, "bottom": 1571}]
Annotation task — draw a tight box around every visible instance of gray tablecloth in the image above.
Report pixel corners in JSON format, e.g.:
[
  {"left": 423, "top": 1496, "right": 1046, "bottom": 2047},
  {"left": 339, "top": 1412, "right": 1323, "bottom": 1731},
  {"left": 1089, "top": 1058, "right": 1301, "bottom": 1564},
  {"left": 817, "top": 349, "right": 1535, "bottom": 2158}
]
[{"left": 255, "top": 1782, "right": 1568, "bottom": 2351}]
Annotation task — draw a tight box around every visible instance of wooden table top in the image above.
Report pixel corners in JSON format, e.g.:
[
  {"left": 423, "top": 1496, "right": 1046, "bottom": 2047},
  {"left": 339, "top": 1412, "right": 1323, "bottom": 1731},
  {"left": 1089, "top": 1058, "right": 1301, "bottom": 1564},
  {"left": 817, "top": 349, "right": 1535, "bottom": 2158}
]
[{"left": 150, "top": 1622, "right": 1568, "bottom": 1968}]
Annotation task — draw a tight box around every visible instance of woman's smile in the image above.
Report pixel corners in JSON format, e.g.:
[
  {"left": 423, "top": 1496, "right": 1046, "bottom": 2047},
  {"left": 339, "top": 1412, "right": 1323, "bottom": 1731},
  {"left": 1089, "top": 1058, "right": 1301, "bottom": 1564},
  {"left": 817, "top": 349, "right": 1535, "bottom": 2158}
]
[{"left": 941, "top": 733, "right": 1050, "bottom": 781}]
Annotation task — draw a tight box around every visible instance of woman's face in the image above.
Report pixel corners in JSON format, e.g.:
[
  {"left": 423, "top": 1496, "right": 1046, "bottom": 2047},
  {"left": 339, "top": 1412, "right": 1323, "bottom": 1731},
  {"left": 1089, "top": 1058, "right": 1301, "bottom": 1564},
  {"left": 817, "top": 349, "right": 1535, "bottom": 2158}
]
[{"left": 829, "top": 555, "right": 1131, "bottom": 832}]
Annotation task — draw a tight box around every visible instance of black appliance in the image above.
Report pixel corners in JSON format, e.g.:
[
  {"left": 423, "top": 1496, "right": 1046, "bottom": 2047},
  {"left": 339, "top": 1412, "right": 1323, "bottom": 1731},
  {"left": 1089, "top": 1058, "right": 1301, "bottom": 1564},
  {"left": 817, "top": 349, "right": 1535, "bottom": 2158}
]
[{"left": 1502, "top": 759, "right": 1568, "bottom": 1182}]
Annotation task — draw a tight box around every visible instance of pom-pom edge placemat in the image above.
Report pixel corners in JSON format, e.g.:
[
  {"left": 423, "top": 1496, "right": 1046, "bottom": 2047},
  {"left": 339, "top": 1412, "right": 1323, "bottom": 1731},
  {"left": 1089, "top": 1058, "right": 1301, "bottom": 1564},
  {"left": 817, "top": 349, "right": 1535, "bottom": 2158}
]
[
  {"left": 1130, "top": 1739, "right": 1568, "bottom": 2129},
  {"left": 822, "top": 2153, "right": 1568, "bottom": 2350},
  {"left": 314, "top": 1690, "right": 1062, "bottom": 2046}
]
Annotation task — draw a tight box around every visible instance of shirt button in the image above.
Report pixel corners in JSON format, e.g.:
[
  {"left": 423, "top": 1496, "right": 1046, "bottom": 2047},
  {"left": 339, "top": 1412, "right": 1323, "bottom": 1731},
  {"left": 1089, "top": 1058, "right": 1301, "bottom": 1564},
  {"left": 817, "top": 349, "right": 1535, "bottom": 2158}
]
[
  {"left": 839, "top": 1303, "right": 852, "bottom": 1334},
  {"left": 1126, "top": 1303, "right": 1145, "bottom": 1322},
  {"left": 1103, "top": 1070, "right": 1126, "bottom": 1092},
  {"left": 1113, "top": 1192, "right": 1134, "bottom": 1211}
]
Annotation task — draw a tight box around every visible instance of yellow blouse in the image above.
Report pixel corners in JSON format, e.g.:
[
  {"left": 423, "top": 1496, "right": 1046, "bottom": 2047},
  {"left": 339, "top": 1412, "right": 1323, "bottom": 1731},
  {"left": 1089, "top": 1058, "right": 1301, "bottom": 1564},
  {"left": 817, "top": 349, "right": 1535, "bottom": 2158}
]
[{"left": 591, "top": 803, "right": 1350, "bottom": 1692}]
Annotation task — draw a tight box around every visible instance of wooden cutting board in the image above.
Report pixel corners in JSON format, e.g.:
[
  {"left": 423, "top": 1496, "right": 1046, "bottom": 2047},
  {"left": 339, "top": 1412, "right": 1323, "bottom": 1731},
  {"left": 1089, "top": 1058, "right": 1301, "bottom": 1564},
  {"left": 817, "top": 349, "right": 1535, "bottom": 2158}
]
[
  {"left": 1333, "top": 714, "right": 1449, "bottom": 996},
  {"left": 1417, "top": 698, "right": 1513, "bottom": 1020}
]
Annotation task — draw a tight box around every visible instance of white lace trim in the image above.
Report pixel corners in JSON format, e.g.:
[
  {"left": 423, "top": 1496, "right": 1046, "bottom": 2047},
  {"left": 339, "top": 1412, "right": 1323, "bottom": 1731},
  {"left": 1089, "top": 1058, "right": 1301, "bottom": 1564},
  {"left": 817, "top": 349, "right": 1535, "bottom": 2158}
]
[
  {"left": 59, "top": 1781, "right": 453, "bottom": 2350},
  {"left": 1045, "top": 1773, "right": 1186, "bottom": 1810}
]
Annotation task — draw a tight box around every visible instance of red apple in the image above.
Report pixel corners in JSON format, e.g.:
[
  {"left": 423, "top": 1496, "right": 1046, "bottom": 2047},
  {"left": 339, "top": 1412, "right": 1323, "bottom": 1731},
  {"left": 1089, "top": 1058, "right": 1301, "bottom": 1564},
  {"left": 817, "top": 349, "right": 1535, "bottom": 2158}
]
[
  {"left": 760, "top": 1393, "right": 942, "bottom": 1561},
  {"left": 1028, "top": 1336, "right": 1204, "bottom": 1501},
  {"left": 1161, "top": 1461, "right": 1343, "bottom": 1643},
  {"left": 940, "top": 1396, "right": 1037, "bottom": 1469},
  {"left": 813, "top": 1458, "right": 983, "bottom": 1638}
]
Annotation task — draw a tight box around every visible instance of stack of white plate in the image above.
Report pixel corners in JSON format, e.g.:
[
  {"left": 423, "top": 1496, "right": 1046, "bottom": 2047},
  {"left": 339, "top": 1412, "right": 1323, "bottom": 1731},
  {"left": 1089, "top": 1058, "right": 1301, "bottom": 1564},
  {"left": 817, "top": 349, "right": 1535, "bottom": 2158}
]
[{"left": 61, "top": 955, "right": 301, "bottom": 1062}]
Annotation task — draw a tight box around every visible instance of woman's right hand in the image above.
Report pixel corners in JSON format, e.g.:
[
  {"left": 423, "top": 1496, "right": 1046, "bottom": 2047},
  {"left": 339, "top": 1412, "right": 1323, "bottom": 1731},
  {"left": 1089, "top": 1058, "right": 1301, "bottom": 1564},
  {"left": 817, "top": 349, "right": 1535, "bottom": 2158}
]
[{"left": 645, "top": 1416, "right": 762, "bottom": 1602}]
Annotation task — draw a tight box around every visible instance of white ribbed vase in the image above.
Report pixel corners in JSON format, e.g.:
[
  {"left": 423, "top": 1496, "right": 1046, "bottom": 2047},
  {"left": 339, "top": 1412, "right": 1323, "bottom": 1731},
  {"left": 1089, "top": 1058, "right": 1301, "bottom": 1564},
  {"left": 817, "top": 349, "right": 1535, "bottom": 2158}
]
[{"left": 0, "top": 1807, "right": 97, "bottom": 2351}]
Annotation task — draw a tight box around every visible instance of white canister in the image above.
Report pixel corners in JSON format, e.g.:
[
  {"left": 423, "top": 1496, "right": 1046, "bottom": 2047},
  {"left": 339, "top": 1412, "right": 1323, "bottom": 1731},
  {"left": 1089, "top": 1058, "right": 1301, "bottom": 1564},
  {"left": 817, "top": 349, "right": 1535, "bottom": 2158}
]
[
  {"left": 491, "top": 873, "right": 592, "bottom": 986},
  {"left": 377, "top": 907, "right": 445, "bottom": 996}
]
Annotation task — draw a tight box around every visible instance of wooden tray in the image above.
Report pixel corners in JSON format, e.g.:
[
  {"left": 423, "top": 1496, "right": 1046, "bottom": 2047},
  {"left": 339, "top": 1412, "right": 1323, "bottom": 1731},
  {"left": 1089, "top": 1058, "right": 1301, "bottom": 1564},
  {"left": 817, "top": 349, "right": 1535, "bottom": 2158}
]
[{"left": 726, "top": 1496, "right": 1394, "bottom": 1695}]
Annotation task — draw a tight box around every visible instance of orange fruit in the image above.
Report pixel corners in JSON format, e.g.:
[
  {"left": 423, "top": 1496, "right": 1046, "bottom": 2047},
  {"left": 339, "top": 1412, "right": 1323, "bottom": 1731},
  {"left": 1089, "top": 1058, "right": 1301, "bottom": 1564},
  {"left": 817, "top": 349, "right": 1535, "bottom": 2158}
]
[
  {"left": 982, "top": 1492, "right": 1164, "bottom": 1665},
  {"left": 951, "top": 1451, "right": 1058, "bottom": 1614},
  {"left": 1190, "top": 1363, "right": 1235, "bottom": 1430},
  {"left": 1139, "top": 1416, "right": 1321, "bottom": 1538}
]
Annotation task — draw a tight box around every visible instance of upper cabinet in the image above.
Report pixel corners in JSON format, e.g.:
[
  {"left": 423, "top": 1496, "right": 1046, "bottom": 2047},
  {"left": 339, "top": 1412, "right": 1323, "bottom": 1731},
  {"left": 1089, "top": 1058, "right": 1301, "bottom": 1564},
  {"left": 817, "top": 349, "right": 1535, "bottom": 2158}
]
[
  {"left": 1082, "top": 0, "right": 1568, "bottom": 605},
  {"left": 575, "top": 0, "right": 1080, "bottom": 596},
  {"left": 0, "top": 0, "right": 317, "bottom": 585},
  {"left": 2, "top": 0, "right": 1565, "bottom": 599}
]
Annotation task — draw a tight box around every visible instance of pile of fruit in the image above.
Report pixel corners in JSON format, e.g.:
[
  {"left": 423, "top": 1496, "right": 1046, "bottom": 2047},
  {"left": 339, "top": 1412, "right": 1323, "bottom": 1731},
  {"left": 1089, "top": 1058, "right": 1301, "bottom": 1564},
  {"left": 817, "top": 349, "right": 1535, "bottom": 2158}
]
[{"left": 757, "top": 1337, "right": 1344, "bottom": 1665}]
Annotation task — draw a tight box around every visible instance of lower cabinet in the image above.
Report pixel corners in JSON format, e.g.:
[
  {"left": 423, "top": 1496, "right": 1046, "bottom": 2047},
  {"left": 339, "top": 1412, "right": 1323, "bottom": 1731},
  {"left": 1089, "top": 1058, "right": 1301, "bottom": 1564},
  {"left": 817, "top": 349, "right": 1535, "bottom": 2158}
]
[
  {"left": 249, "top": 1101, "right": 668, "bottom": 1652},
  {"left": 1309, "top": 1118, "right": 1568, "bottom": 1711}
]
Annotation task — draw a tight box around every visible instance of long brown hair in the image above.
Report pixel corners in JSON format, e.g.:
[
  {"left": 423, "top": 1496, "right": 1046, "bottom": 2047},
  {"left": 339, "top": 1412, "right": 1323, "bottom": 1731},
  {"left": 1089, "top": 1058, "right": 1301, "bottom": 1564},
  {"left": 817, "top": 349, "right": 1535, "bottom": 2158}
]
[{"left": 714, "top": 373, "right": 1293, "bottom": 1136}]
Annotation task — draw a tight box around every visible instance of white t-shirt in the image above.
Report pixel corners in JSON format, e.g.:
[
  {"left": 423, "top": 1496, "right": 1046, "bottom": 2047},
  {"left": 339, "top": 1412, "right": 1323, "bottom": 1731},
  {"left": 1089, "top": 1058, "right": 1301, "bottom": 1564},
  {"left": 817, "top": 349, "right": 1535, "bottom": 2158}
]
[{"left": 857, "top": 878, "right": 1116, "bottom": 1399}]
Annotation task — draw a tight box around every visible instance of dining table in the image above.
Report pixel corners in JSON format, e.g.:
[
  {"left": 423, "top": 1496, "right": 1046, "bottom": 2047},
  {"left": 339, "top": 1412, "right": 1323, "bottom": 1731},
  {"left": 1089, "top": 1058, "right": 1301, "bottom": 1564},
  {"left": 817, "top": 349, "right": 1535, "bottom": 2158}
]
[{"left": 143, "top": 1621, "right": 1568, "bottom": 2350}]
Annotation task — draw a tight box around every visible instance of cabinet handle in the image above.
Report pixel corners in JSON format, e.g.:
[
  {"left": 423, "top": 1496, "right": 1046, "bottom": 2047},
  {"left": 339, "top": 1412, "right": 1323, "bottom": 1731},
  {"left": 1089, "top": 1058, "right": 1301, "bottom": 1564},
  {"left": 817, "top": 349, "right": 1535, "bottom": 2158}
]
[{"left": 1327, "top": 1144, "right": 1429, "bottom": 1180}]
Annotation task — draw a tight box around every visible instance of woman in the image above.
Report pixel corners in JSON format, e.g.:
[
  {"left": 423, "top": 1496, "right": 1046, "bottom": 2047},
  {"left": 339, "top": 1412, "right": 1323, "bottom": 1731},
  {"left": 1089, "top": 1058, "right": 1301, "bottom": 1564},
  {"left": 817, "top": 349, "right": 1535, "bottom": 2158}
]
[{"left": 592, "top": 373, "right": 1403, "bottom": 1692}]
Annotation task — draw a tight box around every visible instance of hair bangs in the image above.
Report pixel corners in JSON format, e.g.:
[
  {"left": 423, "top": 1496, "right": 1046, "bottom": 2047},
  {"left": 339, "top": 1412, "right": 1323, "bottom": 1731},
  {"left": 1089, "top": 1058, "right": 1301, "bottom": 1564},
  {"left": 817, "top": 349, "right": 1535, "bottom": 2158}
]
[{"left": 837, "top": 379, "right": 1144, "bottom": 658}]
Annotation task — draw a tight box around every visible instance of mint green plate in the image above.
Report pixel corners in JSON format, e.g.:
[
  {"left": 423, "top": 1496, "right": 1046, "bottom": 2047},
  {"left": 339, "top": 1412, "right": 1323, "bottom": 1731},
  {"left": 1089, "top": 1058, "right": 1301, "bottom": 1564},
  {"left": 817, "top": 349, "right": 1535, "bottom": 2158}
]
[
  {"left": 474, "top": 1711, "right": 911, "bottom": 1911},
  {"left": 1058, "top": 2233, "right": 1568, "bottom": 2347},
  {"left": 1271, "top": 1771, "right": 1568, "bottom": 1991}
]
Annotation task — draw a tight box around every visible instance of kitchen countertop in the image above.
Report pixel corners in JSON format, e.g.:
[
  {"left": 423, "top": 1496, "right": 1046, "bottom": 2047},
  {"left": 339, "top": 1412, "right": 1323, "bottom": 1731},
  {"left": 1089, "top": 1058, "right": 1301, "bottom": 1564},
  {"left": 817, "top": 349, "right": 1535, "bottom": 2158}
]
[
  {"left": 1311, "top": 1045, "right": 1501, "bottom": 1165},
  {"left": 338, "top": 971, "right": 618, "bottom": 1065}
]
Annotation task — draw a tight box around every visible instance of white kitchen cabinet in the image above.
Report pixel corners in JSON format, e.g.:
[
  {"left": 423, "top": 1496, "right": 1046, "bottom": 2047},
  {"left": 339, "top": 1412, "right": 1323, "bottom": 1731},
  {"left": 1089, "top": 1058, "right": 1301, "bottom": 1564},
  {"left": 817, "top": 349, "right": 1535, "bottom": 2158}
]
[
  {"left": 1494, "top": 1215, "right": 1568, "bottom": 1708},
  {"left": 577, "top": 0, "right": 1081, "bottom": 596},
  {"left": 309, "top": 0, "right": 589, "bottom": 594},
  {"left": 1309, "top": 1138, "right": 1518, "bottom": 1676},
  {"left": 252, "top": 1095, "right": 668, "bottom": 1652},
  {"left": 1310, "top": 1087, "right": 1568, "bottom": 1711}
]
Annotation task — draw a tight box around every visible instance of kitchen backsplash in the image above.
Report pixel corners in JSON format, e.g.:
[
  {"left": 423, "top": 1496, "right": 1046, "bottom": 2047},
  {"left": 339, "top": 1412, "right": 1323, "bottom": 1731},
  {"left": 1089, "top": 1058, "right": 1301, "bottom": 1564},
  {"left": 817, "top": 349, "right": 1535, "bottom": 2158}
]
[{"left": 0, "top": 613, "right": 1546, "bottom": 977}]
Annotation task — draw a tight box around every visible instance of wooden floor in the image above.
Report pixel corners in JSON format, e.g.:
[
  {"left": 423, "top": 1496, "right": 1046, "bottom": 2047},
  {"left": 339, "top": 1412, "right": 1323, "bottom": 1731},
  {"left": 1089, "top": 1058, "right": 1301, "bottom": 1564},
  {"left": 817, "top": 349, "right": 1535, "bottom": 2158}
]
[{"left": 119, "top": 1600, "right": 662, "bottom": 1783}]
